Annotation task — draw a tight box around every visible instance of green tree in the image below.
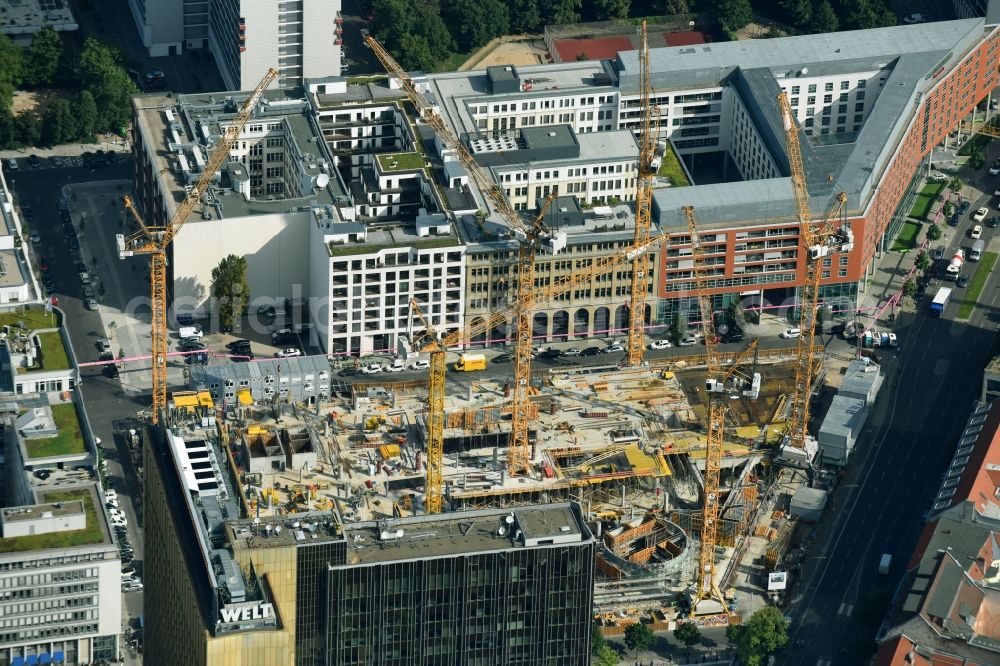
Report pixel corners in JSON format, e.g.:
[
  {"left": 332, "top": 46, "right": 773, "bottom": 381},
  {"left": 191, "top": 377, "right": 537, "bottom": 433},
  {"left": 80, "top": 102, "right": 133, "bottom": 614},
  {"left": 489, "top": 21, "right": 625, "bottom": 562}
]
[
  {"left": 509, "top": 0, "right": 543, "bottom": 32},
  {"left": 780, "top": 0, "right": 812, "bottom": 28},
  {"left": 544, "top": 0, "right": 583, "bottom": 25},
  {"left": 914, "top": 250, "right": 930, "bottom": 271},
  {"left": 942, "top": 201, "right": 954, "bottom": 218},
  {"left": 0, "top": 34, "right": 24, "bottom": 111},
  {"left": 670, "top": 312, "right": 686, "bottom": 343},
  {"left": 712, "top": 0, "right": 752, "bottom": 33},
  {"left": 663, "top": 0, "right": 690, "bottom": 13},
  {"left": 442, "top": 0, "right": 510, "bottom": 52},
  {"left": 0, "top": 108, "right": 16, "bottom": 149},
  {"left": 14, "top": 111, "right": 40, "bottom": 147},
  {"left": 843, "top": 0, "right": 896, "bottom": 30},
  {"left": 594, "top": 643, "right": 620, "bottom": 666},
  {"left": 673, "top": 621, "right": 702, "bottom": 647},
  {"left": 75, "top": 90, "right": 99, "bottom": 141},
  {"left": 902, "top": 278, "right": 918, "bottom": 300},
  {"left": 623, "top": 622, "right": 654, "bottom": 656},
  {"left": 970, "top": 147, "right": 987, "bottom": 170},
  {"left": 24, "top": 27, "right": 62, "bottom": 87},
  {"left": 591, "top": 0, "right": 631, "bottom": 20},
  {"left": 811, "top": 0, "right": 839, "bottom": 32},
  {"left": 76, "top": 38, "right": 138, "bottom": 134},
  {"left": 591, "top": 625, "right": 607, "bottom": 656},
  {"left": 927, "top": 222, "right": 942, "bottom": 241},
  {"left": 42, "top": 98, "right": 76, "bottom": 146},
  {"left": 949, "top": 177, "right": 963, "bottom": 194},
  {"left": 727, "top": 607, "right": 789, "bottom": 666},
  {"left": 211, "top": 254, "right": 250, "bottom": 332}
]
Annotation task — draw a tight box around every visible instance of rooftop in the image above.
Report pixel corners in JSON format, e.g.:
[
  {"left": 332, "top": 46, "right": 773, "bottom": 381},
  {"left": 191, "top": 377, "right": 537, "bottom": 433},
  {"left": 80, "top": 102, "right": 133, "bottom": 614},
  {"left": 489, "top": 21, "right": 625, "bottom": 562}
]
[
  {"left": 0, "top": 0, "right": 78, "bottom": 36},
  {"left": 22, "top": 402, "right": 86, "bottom": 459},
  {"left": 0, "top": 487, "right": 108, "bottom": 554},
  {"left": 327, "top": 230, "right": 459, "bottom": 257},
  {"left": 16, "top": 330, "right": 70, "bottom": 374},
  {"left": 376, "top": 152, "right": 428, "bottom": 173}
]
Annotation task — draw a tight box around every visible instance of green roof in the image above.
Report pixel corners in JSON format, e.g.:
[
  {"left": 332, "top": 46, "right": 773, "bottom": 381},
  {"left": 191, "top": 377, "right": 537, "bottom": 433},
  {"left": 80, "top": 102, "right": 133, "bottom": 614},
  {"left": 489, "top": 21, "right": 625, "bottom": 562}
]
[
  {"left": 23, "top": 403, "right": 86, "bottom": 459},
  {"left": 0, "top": 490, "right": 105, "bottom": 553},
  {"left": 327, "top": 236, "right": 459, "bottom": 257},
  {"left": 17, "top": 331, "right": 70, "bottom": 374},
  {"left": 657, "top": 143, "right": 691, "bottom": 187},
  {"left": 0, "top": 305, "right": 61, "bottom": 331},
  {"left": 377, "top": 152, "right": 427, "bottom": 172},
  {"left": 1, "top": 305, "right": 71, "bottom": 375}
]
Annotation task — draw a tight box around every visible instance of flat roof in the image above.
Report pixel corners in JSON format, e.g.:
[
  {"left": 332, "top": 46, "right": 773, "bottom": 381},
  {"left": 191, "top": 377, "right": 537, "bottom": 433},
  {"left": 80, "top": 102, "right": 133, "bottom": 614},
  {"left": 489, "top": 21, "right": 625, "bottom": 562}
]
[
  {"left": 0, "top": 0, "right": 78, "bottom": 35},
  {"left": 0, "top": 486, "right": 111, "bottom": 555},
  {"left": 819, "top": 395, "right": 866, "bottom": 437}
]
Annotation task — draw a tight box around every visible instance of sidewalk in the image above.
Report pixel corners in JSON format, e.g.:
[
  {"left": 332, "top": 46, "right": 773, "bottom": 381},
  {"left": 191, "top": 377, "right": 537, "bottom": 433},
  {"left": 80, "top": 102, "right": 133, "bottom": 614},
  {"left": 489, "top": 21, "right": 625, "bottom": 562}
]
[{"left": 0, "top": 134, "right": 129, "bottom": 159}]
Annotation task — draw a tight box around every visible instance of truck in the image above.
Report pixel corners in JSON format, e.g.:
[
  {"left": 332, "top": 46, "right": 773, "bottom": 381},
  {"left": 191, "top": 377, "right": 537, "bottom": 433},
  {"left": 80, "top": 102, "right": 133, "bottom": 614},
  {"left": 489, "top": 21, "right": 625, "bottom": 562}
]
[
  {"left": 453, "top": 353, "right": 486, "bottom": 372},
  {"left": 929, "top": 287, "right": 952, "bottom": 317},
  {"left": 879, "top": 553, "right": 892, "bottom": 575},
  {"left": 944, "top": 249, "right": 964, "bottom": 279},
  {"left": 971, "top": 239, "right": 985, "bottom": 262}
]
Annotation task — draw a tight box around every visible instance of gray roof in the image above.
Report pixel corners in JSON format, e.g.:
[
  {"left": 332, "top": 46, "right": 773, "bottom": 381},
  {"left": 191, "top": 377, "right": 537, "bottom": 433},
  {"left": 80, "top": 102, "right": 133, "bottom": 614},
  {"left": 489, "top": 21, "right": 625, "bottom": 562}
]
[
  {"left": 652, "top": 179, "right": 797, "bottom": 231},
  {"left": 840, "top": 359, "right": 881, "bottom": 397},
  {"left": 925, "top": 555, "right": 966, "bottom": 620},
  {"left": 819, "top": 395, "right": 867, "bottom": 438},
  {"left": 190, "top": 355, "right": 330, "bottom": 388},
  {"left": 790, "top": 486, "right": 828, "bottom": 512}
]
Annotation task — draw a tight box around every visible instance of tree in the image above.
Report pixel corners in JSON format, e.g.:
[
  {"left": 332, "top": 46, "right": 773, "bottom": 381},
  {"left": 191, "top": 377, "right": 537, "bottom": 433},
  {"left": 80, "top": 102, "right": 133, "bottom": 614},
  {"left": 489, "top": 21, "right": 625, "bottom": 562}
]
[
  {"left": 713, "top": 0, "right": 752, "bottom": 33},
  {"left": 545, "top": 0, "right": 583, "bottom": 25},
  {"left": 927, "top": 222, "right": 942, "bottom": 241},
  {"left": 594, "top": 643, "right": 620, "bottom": 666},
  {"left": 663, "top": 0, "right": 690, "bottom": 13},
  {"left": 591, "top": 625, "right": 608, "bottom": 656},
  {"left": 843, "top": 0, "right": 896, "bottom": 30},
  {"left": 970, "top": 146, "right": 987, "bottom": 170},
  {"left": 442, "top": 0, "right": 510, "bottom": 52},
  {"left": 942, "top": 201, "right": 954, "bottom": 218},
  {"left": 0, "top": 107, "right": 17, "bottom": 149},
  {"left": 24, "top": 27, "right": 62, "bottom": 87},
  {"left": 810, "top": 0, "right": 839, "bottom": 32},
  {"left": 670, "top": 312, "right": 686, "bottom": 343},
  {"left": 509, "top": 0, "right": 543, "bottom": 32},
  {"left": 902, "top": 278, "right": 918, "bottom": 300},
  {"left": 0, "top": 34, "right": 24, "bottom": 112},
  {"left": 949, "top": 177, "right": 963, "bottom": 194},
  {"left": 211, "top": 254, "right": 250, "bottom": 333},
  {"left": 14, "top": 111, "right": 40, "bottom": 147},
  {"left": 76, "top": 38, "right": 138, "bottom": 134},
  {"left": 727, "top": 607, "right": 789, "bottom": 666},
  {"left": 673, "top": 621, "right": 702, "bottom": 647},
  {"left": 75, "top": 90, "right": 99, "bottom": 141},
  {"left": 42, "top": 98, "right": 76, "bottom": 146},
  {"left": 914, "top": 250, "right": 930, "bottom": 271},
  {"left": 591, "top": 0, "right": 631, "bottom": 21},
  {"left": 623, "top": 622, "right": 654, "bottom": 656},
  {"left": 780, "top": 0, "right": 811, "bottom": 29}
]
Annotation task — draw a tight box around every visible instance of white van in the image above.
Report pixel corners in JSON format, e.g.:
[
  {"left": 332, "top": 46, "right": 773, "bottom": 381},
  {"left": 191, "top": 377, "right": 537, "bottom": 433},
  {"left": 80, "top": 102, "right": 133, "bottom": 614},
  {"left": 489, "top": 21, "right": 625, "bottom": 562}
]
[
  {"left": 971, "top": 239, "right": 985, "bottom": 261},
  {"left": 779, "top": 328, "right": 802, "bottom": 339},
  {"left": 178, "top": 325, "right": 202, "bottom": 339}
]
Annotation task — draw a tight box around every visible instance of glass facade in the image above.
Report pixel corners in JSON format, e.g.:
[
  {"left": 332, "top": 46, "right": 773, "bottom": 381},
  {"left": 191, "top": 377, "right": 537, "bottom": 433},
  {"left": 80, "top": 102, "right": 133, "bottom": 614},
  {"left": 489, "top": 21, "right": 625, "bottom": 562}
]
[{"left": 295, "top": 541, "right": 344, "bottom": 666}]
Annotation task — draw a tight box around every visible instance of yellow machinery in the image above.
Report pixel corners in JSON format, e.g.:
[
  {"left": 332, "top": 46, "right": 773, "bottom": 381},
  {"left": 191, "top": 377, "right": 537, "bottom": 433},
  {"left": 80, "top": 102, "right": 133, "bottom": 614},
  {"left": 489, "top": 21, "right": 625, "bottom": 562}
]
[
  {"left": 626, "top": 20, "right": 660, "bottom": 367},
  {"left": 775, "top": 93, "right": 849, "bottom": 460},
  {"left": 121, "top": 68, "right": 278, "bottom": 424},
  {"left": 684, "top": 205, "right": 761, "bottom": 614}
]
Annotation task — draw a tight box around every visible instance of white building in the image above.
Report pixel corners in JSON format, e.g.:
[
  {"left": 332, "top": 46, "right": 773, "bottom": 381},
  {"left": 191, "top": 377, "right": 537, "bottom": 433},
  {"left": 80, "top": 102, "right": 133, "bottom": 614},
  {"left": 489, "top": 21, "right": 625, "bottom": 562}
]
[
  {"left": 0, "top": 165, "right": 40, "bottom": 306},
  {"left": 125, "top": 0, "right": 204, "bottom": 55},
  {"left": 0, "top": 0, "right": 77, "bottom": 41}
]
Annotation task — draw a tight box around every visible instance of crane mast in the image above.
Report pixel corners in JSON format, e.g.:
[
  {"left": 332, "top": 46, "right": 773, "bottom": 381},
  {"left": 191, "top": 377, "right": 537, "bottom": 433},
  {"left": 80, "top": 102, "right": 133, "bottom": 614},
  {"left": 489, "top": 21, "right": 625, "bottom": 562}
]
[
  {"left": 120, "top": 68, "right": 279, "bottom": 424},
  {"left": 776, "top": 92, "right": 850, "bottom": 460},
  {"left": 626, "top": 20, "right": 659, "bottom": 366}
]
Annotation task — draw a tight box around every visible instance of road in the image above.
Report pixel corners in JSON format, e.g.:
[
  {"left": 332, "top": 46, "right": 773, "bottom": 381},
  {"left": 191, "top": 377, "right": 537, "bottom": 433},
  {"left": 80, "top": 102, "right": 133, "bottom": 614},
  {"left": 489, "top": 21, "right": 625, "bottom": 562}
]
[{"left": 786, "top": 171, "right": 1000, "bottom": 664}]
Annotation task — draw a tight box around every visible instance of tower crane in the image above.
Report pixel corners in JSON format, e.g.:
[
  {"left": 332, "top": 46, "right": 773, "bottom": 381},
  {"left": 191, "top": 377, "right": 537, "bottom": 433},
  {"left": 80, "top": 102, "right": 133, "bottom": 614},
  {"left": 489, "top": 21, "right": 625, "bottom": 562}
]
[
  {"left": 683, "top": 205, "right": 762, "bottom": 615},
  {"left": 407, "top": 228, "right": 668, "bottom": 514},
  {"left": 626, "top": 20, "right": 660, "bottom": 366},
  {"left": 775, "top": 92, "right": 851, "bottom": 464},
  {"left": 120, "top": 68, "right": 279, "bottom": 424}
]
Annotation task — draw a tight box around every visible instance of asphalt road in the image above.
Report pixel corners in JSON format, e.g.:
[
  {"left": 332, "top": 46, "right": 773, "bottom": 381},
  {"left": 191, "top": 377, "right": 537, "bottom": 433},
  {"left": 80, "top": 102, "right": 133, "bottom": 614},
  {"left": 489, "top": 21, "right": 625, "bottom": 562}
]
[{"left": 786, "top": 180, "right": 1000, "bottom": 664}]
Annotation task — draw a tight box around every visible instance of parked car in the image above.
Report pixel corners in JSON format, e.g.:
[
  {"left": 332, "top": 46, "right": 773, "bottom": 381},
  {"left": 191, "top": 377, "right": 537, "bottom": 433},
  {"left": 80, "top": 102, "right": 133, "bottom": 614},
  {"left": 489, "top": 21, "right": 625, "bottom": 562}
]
[
  {"left": 581, "top": 346, "right": 602, "bottom": 357},
  {"left": 28, "top": 154, "right": 41, "bottom": 169},
  {"left": 226, "top": 339, "right": 251, "bottom": 350},
  {"left": 779, "top": 328, "right": 802, "bottom": 339},
  {"left": 679, "top": 336, "right": 698, "bottom": 347},
  {"left": 121, "top": 565, "right": 135, "bottom": 577},
  {"left": 180, "top": 339, "right": 207, "bottom": 352},
  {"left": 103, "top": 363, "right": 119, "bottom": 378},
  {"left": 958, "top": 275, "right": 970, "bottom": 288},
  {"left": 649, "top": 339, "right": 672, "bottom": 350},
  {"left": 97, "top": 338, "right": 112, "bottom": 353},
  {"left": 186, "top": 351, "right": 209, "bottom": 365},
  {"left": 958, "top": 201, "right": 971, "bottom": 215},
  {"left": 602, "top": 343, "right": 625, "bottom": 353},
  {"left": 361, "top": 362, "right": 382, "bottom": 374},
  {"left": 929, "top": 171, "right": 948, "bottom": 182},
  {"left": 384, "top": 359, "right": 405, "bottom": 372},
  {"left": 932, "top": 245, "right": 945, "bottom": 261},
  {"left": 411, "top": 359, "right": 430, "bottom": 370},
  {"left": 122, "top": 581, "right": 144, "bottom": 593},
  {"left": 105, "top": 490, "right": 118, "bottom": 503},
  {"left": 538, "top": 349, "right": 562, "bottom": 360},
  {"left": 5, "top": 157, "right": 17, "bottom": 171},
  {"left": 337, "top": 367, "right": 359, "bottom": 377},
  {"left": 562, "top": 347, "right": 583, "bottom": 356},
  {"left": 275, "top": 348, "right": 302, "bottom": 358},
  {"left": 491, "top": 353, "right": 514, "bottom": 363},
  {"left": 29, "top": 231, "right": 41, "bottom": 244},
  {"left": 948, "top": 213, "right": 960, "bottom": 227},
  {"left": 971, "top": 224, "right": 984, "bottom": 239},
  {"left": 722, "top": 331, "right": 745, "bottom": 343}
]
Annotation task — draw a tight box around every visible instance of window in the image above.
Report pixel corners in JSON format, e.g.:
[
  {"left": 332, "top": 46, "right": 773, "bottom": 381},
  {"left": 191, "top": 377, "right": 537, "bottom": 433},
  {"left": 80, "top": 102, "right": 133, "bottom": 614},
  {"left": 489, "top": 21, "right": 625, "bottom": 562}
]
[
  {"left": 807, "top": 95, "right": 816, "bottom": 105},
  {"left": 857, "top": 79, "right": 866, "bottom": 88},
  {"left": 839, "top": 93, "right": 848, "bottom": 102},
  {"left": 855, "top": 102, "right": 865, "bottom": 112},
  {"left": 266, "top": 166, "right": 284, "bottom": 178},
  {"left": 266, "top": 137, "right": 284, "bottom": 147},
  {"left": 823, "top": 94, "right": 833, "bottom": 103},
  {"left": 824, "top": 82, "right": 834, "bottom": 92},
  {"left": 840, "top": 80, "right": 850, "bottom": 90},
  {"left": 266, "top": 152, "right": 283, "bottom": 162},
  {"left": 791, "top": 86, "right": 800, "bottom": 94},
  {"left": 808, "top": 84, "right": 817, "bottom": 93},
  {"left": 791, "top": 97, "right": 799, "bottom": 106},
  {"left": 857, "top": 91, "right": 866, "bottom": 100}
]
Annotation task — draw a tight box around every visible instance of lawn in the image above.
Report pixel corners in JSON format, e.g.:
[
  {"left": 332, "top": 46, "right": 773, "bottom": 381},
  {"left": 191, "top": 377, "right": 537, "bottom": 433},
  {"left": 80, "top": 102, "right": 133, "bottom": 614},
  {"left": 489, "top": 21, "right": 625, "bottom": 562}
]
[
  {"left": 958, "top": 132, "right": 991, "bottom": 156},
  {"left": 957, "top": 251, "right": 997, "bottom": 319},
  {"left": 23, "top": 402, "right": 86, "bottom": 459},
  {"left": 657, "top": 144, "right": 691, "bottom": 187},
  {"left": 377, "top": 152, "right": 427, "bottom": 172},
  {"left": 908, "top": 182, "right": 944, "bottom": 220},
  {"left": 890, "top": 220, "right": 921, "bottom": 252},
  {"left": 0, "top": 490, "right": 104, "bottom": 553},
  {"left": 0, "top": 305, "right": 60, "bottom": 333}
]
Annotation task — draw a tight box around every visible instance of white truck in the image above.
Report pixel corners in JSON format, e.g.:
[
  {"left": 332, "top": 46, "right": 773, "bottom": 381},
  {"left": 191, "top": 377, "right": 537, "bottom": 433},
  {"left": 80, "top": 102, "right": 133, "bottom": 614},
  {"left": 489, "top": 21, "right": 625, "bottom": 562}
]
[
  {"left": 971, "top": 239, "right": 985, "bottom": 262},
  {"left": 945, "top": 249, "right": 964, "bottom": 278}
]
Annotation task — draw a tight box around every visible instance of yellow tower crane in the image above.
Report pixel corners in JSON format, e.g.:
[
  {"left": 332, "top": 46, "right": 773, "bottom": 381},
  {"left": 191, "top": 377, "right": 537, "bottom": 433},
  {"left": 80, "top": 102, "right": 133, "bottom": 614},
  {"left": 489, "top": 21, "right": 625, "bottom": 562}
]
[
  {"left": 626, "top": 20, "right": 661, "bottom": 366},
  {"left": 408, "top": 228, "right": 668, "bottom": 514},
  {"left": 775, "top": 92, "right": 850, "bottom": 463},
  {"left": 120, "top": 68, "right": 279, "bottom": 423},
  {"left": 683, "top": 205, "right": 762, "bottom": 615}
]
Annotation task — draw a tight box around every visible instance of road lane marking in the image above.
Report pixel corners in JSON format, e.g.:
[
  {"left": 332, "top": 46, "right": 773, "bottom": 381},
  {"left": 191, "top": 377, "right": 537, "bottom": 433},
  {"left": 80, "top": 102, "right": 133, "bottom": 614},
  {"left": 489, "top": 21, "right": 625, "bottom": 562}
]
[{"left": 837, "top": 602, "right": 853, "bottom": 617}]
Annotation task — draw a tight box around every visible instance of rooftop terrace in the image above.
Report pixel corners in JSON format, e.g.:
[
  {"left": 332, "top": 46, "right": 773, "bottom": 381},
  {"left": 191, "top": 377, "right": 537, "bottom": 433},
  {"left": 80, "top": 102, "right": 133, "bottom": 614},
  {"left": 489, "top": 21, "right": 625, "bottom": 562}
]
[
  {"left": 0, "top": 488, "right": 107, "bottom": 554},
  {"left": 23, "top": 402, "right": 86, "bottom": 459}
]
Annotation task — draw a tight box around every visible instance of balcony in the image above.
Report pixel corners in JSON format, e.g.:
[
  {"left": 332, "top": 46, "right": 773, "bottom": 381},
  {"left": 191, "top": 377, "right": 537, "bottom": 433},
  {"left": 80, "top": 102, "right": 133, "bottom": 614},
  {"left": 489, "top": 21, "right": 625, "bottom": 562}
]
[
  {"left": 335, "top": 12, "right": 343, "bottom": 24},
  {"left": 335, "top": 37, "right": 342, "bottom": 46}
]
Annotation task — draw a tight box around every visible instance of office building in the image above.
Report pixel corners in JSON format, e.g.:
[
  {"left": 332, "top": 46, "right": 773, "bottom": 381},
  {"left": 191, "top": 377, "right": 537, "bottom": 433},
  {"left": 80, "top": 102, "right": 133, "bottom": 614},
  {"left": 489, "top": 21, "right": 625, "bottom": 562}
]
[
  {"left": 188, "top": 354, "right": 330, "bottom": 405},
  {"left": 0, "top": 165, "right": 43, "bottom": 306},
  {"left": 0, "top": 0, "right": 77, "bottom": 41},
  {"left": 143, "top": 421, "right": 596, "bottom": 665}
]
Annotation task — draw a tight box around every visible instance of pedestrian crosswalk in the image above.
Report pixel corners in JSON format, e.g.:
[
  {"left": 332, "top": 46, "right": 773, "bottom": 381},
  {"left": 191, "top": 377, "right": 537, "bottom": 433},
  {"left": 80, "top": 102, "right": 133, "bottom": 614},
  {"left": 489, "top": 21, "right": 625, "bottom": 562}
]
[{"left": 837, "top": 601, "right": 854, "bottom": 617}]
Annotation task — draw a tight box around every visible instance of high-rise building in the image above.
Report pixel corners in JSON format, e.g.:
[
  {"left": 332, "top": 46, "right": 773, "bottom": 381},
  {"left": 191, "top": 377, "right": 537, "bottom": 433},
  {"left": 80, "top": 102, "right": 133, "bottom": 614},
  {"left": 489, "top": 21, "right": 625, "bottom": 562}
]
[{"left": 143, "top": 424, "right": 595, "bottom": 665}]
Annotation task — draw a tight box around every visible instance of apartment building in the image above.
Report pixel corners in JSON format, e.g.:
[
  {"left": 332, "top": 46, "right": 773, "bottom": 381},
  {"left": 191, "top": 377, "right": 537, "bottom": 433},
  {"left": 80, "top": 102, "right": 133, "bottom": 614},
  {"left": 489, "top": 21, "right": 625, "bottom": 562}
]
[
  {"left": 126, "top": 0, "right": 209, "bottom": 55},
  {"left": 189, "top": 355, "right": 330, "bottom": 405},
  {"left": 0, "top": 164, "right": 41, "bottom": 306}
]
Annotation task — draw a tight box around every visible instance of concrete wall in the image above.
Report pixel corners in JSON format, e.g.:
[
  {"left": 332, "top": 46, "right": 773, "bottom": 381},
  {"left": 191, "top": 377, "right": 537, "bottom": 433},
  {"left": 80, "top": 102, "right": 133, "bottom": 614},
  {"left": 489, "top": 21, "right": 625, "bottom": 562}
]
[
  {"left": 126, "top": 0, "right": 184, "bottom": 57},
  {"left": 303, "top": 0, "right": 341, "bottom": 80},
  {"left": 240, "top": 0, "right": 280, "bottom": 90},
  {"left": 171, "top": 210, "right": 312, "bottom": 315}
]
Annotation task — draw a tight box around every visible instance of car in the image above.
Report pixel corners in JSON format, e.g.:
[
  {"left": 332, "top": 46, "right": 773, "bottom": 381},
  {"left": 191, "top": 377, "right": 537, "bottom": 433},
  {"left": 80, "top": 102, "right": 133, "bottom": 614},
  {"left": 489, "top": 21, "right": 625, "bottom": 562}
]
[
  {"left": 338, "top": 366, "right": 360, "bottom": 377},
  {"left": 110, "top": 508, "right": 125, "bottom": 518},
  {"left": 949, "top": 213, "right": 960, "bottom": 227},
  {"left": 226, "top": 339, "right": 251, "bottom": 350},
  {"left": 42, "top": 275, "right": 54, "bottom": 291},
  {"left": 958, "top": 275, "right": 970, "bottom": 288},
  {"left": 275, "top": 348, "right": 302, "bottom": 358},
  {"left": 29, "top": 231, "right": 41, "bottom": 244},
  {"left": 990, "top": 165, "right": 1000, "bottom": 176},
  {"left": 271, "top": 328, "right": 294, "bottom": 343},
  {"left": 958, "top": 201, "right": 971, "bottom": 215},
  {"left": 384, "top": 359, "right": 405, "bottom": 372},
  {"left": 5, "top": 157, "right": 17, "bottom": 171},
  {"left": 491, "top": 353, "right": 514, "bottom": 363},
  {"left": 361, "top": 362, "right": 382, "bottom": 374},
  {"left": 971, "top": 224, "right": 984, "bottom": 239},
  {"left": 973, "top": 208, "right": 988, "bottom": 223},
  {"left": 103, "top": 363, "right": 119, "bottom": 378},
  {"left": 181, "top": 340, "right": 207, "bottom": 352},
  {"left": 96, "top": 338, "right": 112, "bottom": 353},
  {"left": 121, "top": 565, "right": 136, "bottom": 577},
  {"left": 929, "top": 171, "right": 948, "bottom": 182},
  {"left": 581, "top": 346, "right": 603, "bottom": 357},
  {"left": 230, "top": 348, "right": 254, "bottom": 360},
  {"left": 144, "top": 70, "right": 165, "bottom": 83},
  {"left": 105, "top": 489, "right": 118, "bottom": 502},
  {"left": 82, "top": 285, "right": 95, "bottom": 300},
  {"left": 105, "top": 498, "right": 119, "bottom": 509},
  {"left": 28, "top": 154, "right": 41, "bottom": 169},
  {"left": 903, "top": 13, "right": 924, "bottom": 23},
  {"left": 648, "top": 339, "right": 672, "bottom": 350},
  {"left": 122, "top": 574, "right": 141, "bottom": 585},
  {"left": 79, "top": 271, "right": 92, "bottom": 285},
  {"left": 538, "top": 349, "right": 562, "bottom": 360},
  {"left": 679, "top": 336, "right": 698, "bottom": 347},
  {"left": 67, "top": 237, "right": 79, "bottom": 250},
  {"left": 51, "top": 156, "right": 65, "bottom": 168},
  {"left": 722, "top": 331, "right": 745, "bottom": 343},
  {"left": 602, "top": 343, "right": 626, "bottom": 353},
  {"left": 111, "top": 515, "right": 127, "bottom": 528},
  {"left": 120, "top": 552, "right": 134, "bottom": 564},
  {"left": 122, "top": 581, "right": 144, "bottom": 592},
  {"left": 932, "top": 245, "right": 945, "bottom": 261},
  {"left": 989, "top": 216, "right": 999, "bottom": 229},
  {"left": 411, "top": 359, "right": 430, "bottom": 370},
  {"left": 779, "top": 328, "right": 802, "bottom": 339},
  {"left": 186, "top": 351, "right": 209, "bottom": 365}
]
